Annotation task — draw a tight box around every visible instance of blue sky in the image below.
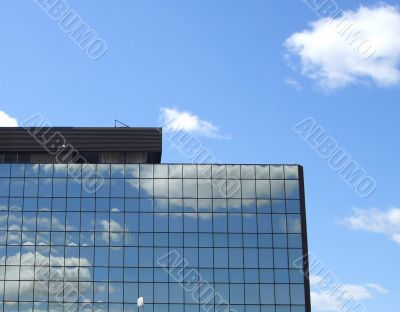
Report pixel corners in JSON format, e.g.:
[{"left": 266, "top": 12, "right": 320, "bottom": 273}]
[{"left": 1, "top": 0, "right": 399, "bottom": 311}]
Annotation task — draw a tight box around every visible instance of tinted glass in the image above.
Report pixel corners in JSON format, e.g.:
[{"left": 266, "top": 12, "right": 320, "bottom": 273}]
[{"left": 0, "top": 164, "right": 307, "bottom": 312}]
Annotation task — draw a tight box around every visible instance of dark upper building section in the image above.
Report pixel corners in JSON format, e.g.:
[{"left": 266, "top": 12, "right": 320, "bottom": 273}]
[{"left": 0, "top": 127, "right": 162, "bottom": 164}]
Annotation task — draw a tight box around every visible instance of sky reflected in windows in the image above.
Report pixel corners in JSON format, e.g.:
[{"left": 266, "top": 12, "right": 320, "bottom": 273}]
[{"left": 0, "top": 164, "right": 307, "bottom": 312}]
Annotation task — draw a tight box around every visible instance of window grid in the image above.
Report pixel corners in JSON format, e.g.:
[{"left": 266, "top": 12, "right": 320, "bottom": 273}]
[{"left": 0, "top": 164, "right": 307, "bottom": 312}]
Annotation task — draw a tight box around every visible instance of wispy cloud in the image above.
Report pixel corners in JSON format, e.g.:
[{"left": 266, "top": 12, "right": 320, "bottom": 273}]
[
  {"left": 159, "top": 107, "right": 230, "bottom": 139},
  {"left": 285, "top": 4, "right": 400, "bottom": 90},
  {"left": 311, "top": 275, "right": 388, "bottom": 311},
  {"left": 342, "top": 207, "right": 400, "bottom": 244},
  {"left": 0, "top": 111, "right": 18, "bottom": 127},
  {"left": 285, "top": 78, "right": 302, "bottom": 90}
]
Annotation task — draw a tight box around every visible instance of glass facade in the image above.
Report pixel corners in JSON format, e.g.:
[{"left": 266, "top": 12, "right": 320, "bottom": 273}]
[{"left": 0, "top": 163, "right": 309, "bottom": 312}]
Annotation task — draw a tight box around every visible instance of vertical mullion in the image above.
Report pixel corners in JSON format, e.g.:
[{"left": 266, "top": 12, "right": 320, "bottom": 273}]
[
  {"left": 2, "top": 165, "right": 11, "bottom": 307},
  {"left": 240, "top": 166, "right": 245, "bottom": 312},
  {"left": 18, "top": 165, "right": 26, "bottom": 311},
  {"left": 283, "top": 167, "right": 292, "bottom": 310}
]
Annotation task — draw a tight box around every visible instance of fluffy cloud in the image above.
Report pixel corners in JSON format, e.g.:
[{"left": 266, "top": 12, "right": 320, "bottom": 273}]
[
  {"left": 101, "top": 219, "right": 124, "bottom": 242},
  {"left": 342, "top": 207, "right": 400, "bottom": 244},
  {"left": 311, "top": 275, "right": 387, "bottom": 311},
  {"left": 159, "top": 107, "right": 230, "bottom": 139},
  {"left": 285, "top": 4, "right": 400, "bottom": 89},
  {"left": 0, "top": 252, "right": 92, "bottom": 301},
  {"left": 0, "top": 212, "right": 123, "bottom": 306},
  {"left": 0, "top": 111, "right": 18, "bottom": 126}
]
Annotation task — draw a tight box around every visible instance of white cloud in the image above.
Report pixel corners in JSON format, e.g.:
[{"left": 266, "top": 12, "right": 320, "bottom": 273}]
[
  {"left": 0, "top": 252, "right": 92, "bottom": 300},
  {"left": 159, "top": 107, "right": 230, "bottom": 139},
  {"left": 285, "top": 78, "right": 302, "bottom": 90},
  {"left": 101, "top": 219, "right": 124, "bottom": 242},
  {"left": 0, "top": 111, "right": 18, "bottom": 126},
  {"left": 311, "top": 275, "right": 388, "bottom": 311},
  {"left": 366, "top": 283, "right": 389, "bottom": 294},
  {"left": 285, "top": 4, "right": 400, "bottom": 90},
  {"left": 342, "top": 207, "right": 400, "bottom": 244}
]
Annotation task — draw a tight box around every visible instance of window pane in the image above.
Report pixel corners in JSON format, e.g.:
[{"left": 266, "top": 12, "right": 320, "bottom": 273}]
[
  {"left": 39, "top": 178, "right": 53, "bottom": 197},
  {"left": 183, "top": 179, "right": 197, "bottom": 198},
  {"left": 154, "top": 179, "right": 168, "bottom": 198},
  {"left": 241, "top": 180, "right": 255, "bottom": 198},
  {"left": 230, "top": 284, "right": 244, "bottom": 304},
  {"left": 0, "top": 178, "right": 10, "bottom": 196},
  {"left": 169, "top": 165, "right": 182, "bottom": 178},
  {"left": 140, "top": 164, "right": 153, "bottom": 178},
  {"left": 257, "top": 214, "right": 272, "bottom": 233},
  {"left": 39, "top": 164, "right": 53, "bottom": 177},
  {"left": 140, "top": 179, "right": 153, "bottom": 197},
  {"left": 241, "top": 165, "right": 255, "bottom": 179},
  {"left": 272, "top": 215, "right": 287, "bottom": 233},
  {"left": 255, "top": 165, "right": 269, "bottom": 179},
  {"left": 260, "top": 284, "right": 275, "bottom": 304},
  {"left": 284, "top": 165, "right": 299, "bottom": 179},
  {"left": 259, "top": 249, "right": 273, "bottom": 268},
  {"left": 183, "top": 165, "right": 197, "bottom": 178},
  {"left": 169, "top": 179, "right": 182, "bottom": 198},
  {"left": 285, "top": 180, "right": 300, "bottom": 199},
  {"left": 125, "top": 164, "right": 139, "bottom": 178},
  {"left": 111, "top": 164, "right": 124, "bottom": 178},
  {"left": 111, "top": 179, "right": 124, "bottom": 197},
  {"left": 10, "top": 178, "right": 24, "bottom": 196},
  {"left": 229, "top": 248, "right": 243, "bottom": 268},
  {"left": 184, "top": 213, "right": 197, "bottom": 232},
  {"left": 125, "top": 179, "right": 139, "bottom": 197},
  {"left": 198, "top": 180, "right": 211, "bottom": 198},
  {"left": 154, "top": 213, "right": 168, "bottom": 232},
  {"left": 274, "top": 250, "right": 288, "bottom": 268},
  {"left": 270, "top": 165, "right": 284, "bottom": 179},
  {"left": 243, "top": 214, "right": 257, "bottom": 233},
  {"left": 244, "top": 248, "right": 258, "bottom": 268},
  {"left": 270, "top": 180, "right": 285, "bottom": 199},
  {"left": 53, "top": 179, "right": 67, "bottom": 197},
  {"left": 96, "top": 179, "right": 110, "bottom": 197},
  {"left": 54, "top": 164, "right": 67, "bottom": 177},
  {"left": 0, "top": 164, "right": 10, "bottom": 177},
  {"left": 245, "top": 284, "right": 260, "bottom": 304},
  {"left": 154, "top": 164, "right": 168, "bottom": 178},
  {"left": 227, "top": 165, "right": 240, "bottom": 179},
  {"left": 256, "top": 180, "right": 270, "bottom": 199},
  {"left": 97, "top": 164, "right": 110, "bottom": 178},
  {"left": 287, "top": 214, "right": 302, "bottom": 233},
  {"left": 11, "top": 164, "right": 25, "bottom": 177},
  {"left": 228, "top": 213, "right": 242, "bottom": 233},
  {"left": 169, "top": 213, "right": 183, "bottom": 232},
  {"left": 290, "top": 285, "right": 305, "bottom": 304},
  {"left": 275, "top": 284, "right": 290, "bottom": 304}
]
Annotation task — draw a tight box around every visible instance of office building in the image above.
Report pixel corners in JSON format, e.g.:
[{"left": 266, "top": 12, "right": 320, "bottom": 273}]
[{"left": 0, "top": 127, "right": 310, "bottom": 312}]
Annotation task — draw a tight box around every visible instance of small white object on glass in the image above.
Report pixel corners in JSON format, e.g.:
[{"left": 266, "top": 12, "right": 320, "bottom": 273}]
[{"left": 137, "top": 297, "right": 144, "bottom": 308}]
